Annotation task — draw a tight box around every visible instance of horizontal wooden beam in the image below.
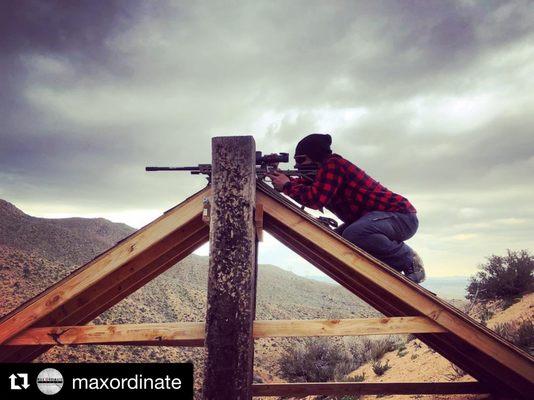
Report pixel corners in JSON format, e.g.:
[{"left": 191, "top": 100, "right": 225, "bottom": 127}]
[
  {"left": 6, "top": 317, "right": 445, "bottom": 346},
  {"left": 251, "top": 382, "right": 488, "bottom": 397},
  {"left": 254, "top": 316, "right": 445, "bottom": 337},
  {"left": 7, "top": 322, "right": 205, "bottom": 346}
]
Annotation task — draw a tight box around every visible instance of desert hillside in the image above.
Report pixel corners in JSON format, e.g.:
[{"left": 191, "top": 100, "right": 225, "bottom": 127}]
[
  {"left": 340, "top": 293, "right": 533, "bottom": 400},
  {"left": 0, "top": 199, "right": 134, "bottom": 266}
]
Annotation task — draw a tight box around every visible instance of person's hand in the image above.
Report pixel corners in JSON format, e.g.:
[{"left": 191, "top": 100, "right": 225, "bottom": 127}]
[{"left": 267, "top": 170, "right": 290, "bottom": 191}]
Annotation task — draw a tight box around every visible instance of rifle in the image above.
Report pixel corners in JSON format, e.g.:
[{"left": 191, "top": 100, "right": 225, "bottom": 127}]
[
  {"left": 146, "top": 151, "right": 318, "bottom": 183},
  {"left": 146, "top": 152, "right": 342, "bottom": 229}
]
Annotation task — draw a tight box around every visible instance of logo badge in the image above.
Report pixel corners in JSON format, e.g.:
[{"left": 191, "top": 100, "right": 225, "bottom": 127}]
[{"left": 36, "top": 368, "right": 63, "bottom": 395}]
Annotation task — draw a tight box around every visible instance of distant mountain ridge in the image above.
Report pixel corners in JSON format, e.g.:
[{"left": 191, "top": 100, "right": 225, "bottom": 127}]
[{"left": 0, "top": 199, "right": 135, "bottom": 266}]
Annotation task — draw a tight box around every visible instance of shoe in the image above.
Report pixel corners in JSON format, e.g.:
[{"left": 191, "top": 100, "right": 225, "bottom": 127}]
[{"left": 404, "top": 250, "right": 426, "bottom": 283}]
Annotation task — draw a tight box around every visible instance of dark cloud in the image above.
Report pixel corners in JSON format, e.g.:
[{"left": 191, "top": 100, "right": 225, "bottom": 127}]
[
  {"left": 0, "top": 0, "right": 140, "bottom": 59},
  {"left": 0, "top": 1, "right": 532, "bottom": 275},
  {"left": 0, "top": 0, "right": 128, "bottom": 105}
]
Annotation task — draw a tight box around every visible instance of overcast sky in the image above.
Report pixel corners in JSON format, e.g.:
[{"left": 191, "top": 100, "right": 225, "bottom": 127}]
[{"left": 1, "top": 0, "right": 533, "bottom": 279}]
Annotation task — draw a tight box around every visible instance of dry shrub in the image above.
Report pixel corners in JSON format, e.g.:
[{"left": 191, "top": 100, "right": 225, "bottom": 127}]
[
  {"left": 279, "top": 335, "right": 407, "bottom": 383},
  {"left": 467, "top": 249, "right": 533, "bottom": 304},
  {"left": 493, "top": 319, "right": 534, "bottom": 355},
  {"left": 372, "top": 360, "right": 391, "bottom": 376},
  {"left": 278, "top": 337, "right": 356, "bottom": 382},
  {"left": 346, "top": 335, "right": 404, "bottom": 364}
]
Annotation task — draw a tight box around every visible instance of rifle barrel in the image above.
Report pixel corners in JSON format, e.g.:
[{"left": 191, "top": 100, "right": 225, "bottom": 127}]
[{"left": 146, "top": 166, "right": 200, "bottom": 171}]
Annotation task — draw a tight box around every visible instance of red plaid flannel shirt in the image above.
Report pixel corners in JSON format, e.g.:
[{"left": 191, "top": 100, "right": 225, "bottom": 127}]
[{"left": 282, "top": 153, "right": 416, "bottom": 223}]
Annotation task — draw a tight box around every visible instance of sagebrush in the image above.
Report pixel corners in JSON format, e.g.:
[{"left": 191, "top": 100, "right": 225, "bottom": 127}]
[
  {"left": 493, "top": 319, "right": 534, "bottom": 355},
  {"left": 466, "top": 249, "right": 533, "bottom": 303},
  {"left": 278, "top": 337, "right": 356, "bottom": 382},
  {"left": 279, "top": 335, "right": 405, "bottom": 382}
]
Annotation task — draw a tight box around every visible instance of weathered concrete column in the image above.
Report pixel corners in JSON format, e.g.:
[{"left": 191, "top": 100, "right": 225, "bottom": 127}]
[{"left": 202, "top": 136, "right": 257, "bottom": 400}]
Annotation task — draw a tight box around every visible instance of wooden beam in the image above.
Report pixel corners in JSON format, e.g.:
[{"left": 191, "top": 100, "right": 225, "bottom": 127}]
[
  {"left": 0, "top": 188, "right": 210, "bottom": 364},
  {"left": 251, "top": 382, "right": 488, "bottom": 397},
  {"left": 203, "top": 136, "right": 258, "bottom": 400},
  {"left": 253, "top": 316, "right": 445, "bottom": 337},
  {"left": 0, "top": 187, "right": 208, "bottom": 345},
  {"left": 7, "top": 322, "right": 205, "bottom": 346},
  {"left": 6, "top": 317, "right": 446, "bottom": 346},
  {"left": 257, "top": 183, "right": 534, "bottom": 398},
  {"left": 254, "top": 203, "right": 263, "bottom": 241},
  {"left": 0, "top": 222, "right": 209, "bottom": 362}
]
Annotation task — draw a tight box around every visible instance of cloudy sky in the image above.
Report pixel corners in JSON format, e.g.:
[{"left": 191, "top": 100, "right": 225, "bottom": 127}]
[{"left": 1, "top": 0, "right": 533, "bottom": 279}]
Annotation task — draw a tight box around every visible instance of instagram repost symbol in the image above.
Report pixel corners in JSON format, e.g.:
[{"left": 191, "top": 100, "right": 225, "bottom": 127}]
[{"left": 36, "top": 368, "right": 63, "bottom": 395}]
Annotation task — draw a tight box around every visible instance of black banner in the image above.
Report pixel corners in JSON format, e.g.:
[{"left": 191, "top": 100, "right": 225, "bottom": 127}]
[{"left": 0, "top": 363, "right": 193, "bottom": 399}]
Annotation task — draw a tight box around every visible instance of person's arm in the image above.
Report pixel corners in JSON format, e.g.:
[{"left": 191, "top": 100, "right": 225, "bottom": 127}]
[{"left": 282, "top": 160, "right": 343, "bottom": 209}]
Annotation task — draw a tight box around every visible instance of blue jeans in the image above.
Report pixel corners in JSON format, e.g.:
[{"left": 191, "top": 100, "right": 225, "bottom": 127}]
[{"left": 340, "top": 211, "right": 419, "bottom": 272}]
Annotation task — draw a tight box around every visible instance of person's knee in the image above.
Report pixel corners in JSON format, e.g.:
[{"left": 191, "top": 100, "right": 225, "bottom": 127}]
[
  {"left": 341, "top": 225, "right": 360, "bottom": 241},
  {"left": 400, "top": 213, "right": 419, "bottom": 240},
  {"left": 342, "top": 226, "right": 372, "bottom": 248}
]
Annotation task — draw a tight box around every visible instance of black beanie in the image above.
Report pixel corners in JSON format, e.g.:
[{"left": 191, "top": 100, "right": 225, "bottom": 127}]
[{"left": 295, "top": 133, "right": 332, "bottom": 162}]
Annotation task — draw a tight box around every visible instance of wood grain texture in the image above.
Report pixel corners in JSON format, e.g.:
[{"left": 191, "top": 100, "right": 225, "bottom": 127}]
[
  {"left": 251, "top": 382, "right": 488, "bottom": 396},
  {"left": 0, "top": 187, "right": 209, "bottom": 359},
  {"left": 257, "top": 182, "right": 534, "bottom": 399},
  {"left": 253, "top": 316, "right": 445, "bottom": 337},
  {"left": 6, "top": 317, "right": 445, "bottom": 345}
]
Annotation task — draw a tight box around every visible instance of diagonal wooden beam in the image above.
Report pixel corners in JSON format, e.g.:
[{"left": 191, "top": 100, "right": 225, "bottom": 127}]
[
  {"left": 263, "top": 213, "right": 500, "bottom": 391},
  {"left": 6, "top": 317, "right": 446, "bottom": 346},
  {"left": 0, "top": 222, "right": 209, "bottom": 362},
  {"left": 266, "top": 216, "right": 524, "bottom": 398},
  {"left": 257, "top": 182, "right": 534, "bottom": 399},
  {"left": 0, "top": 186, "right": 210, "bottom": 359}
]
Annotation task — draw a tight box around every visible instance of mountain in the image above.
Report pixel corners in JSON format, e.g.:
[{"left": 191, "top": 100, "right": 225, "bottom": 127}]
[
  {"left": 0, "top": 199, "right": 373, "bottom": 321},
  {"left": 0, "top": 199, "right": 134, "bottom": 266}
]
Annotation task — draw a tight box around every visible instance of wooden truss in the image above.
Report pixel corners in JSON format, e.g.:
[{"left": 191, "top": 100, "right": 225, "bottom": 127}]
[{"left": 0, "top": 136, "right": 532, "bottom": 399}]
